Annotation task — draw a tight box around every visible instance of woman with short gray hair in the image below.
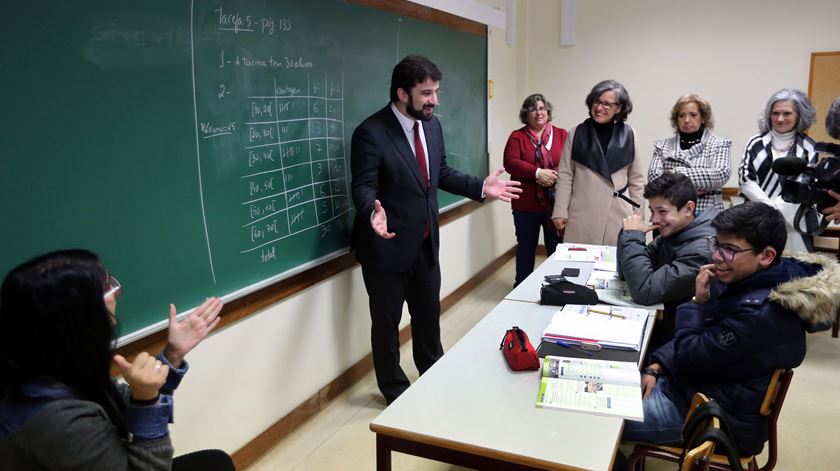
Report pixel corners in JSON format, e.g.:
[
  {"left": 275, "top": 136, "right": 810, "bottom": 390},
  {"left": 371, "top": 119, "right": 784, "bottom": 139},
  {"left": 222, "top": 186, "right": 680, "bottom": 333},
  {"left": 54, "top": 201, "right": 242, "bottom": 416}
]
[{"left": 738, "top": 88, "right": 818, "bottom": 253}]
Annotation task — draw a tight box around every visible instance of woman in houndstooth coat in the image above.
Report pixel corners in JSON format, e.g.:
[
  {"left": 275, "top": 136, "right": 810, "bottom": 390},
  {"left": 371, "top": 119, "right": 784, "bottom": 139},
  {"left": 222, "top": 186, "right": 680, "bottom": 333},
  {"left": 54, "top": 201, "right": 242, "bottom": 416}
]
[{"left": 648, "top": 94, "right": 731, "bottom": 214}]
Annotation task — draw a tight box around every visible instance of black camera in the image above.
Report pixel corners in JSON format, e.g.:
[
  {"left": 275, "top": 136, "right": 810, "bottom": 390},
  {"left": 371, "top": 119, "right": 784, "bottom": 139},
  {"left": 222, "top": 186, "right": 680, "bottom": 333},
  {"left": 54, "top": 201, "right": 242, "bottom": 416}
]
[
  {"left": 772, "top": 97, "right": 840, "bottom": 235},
  {"left": 773, "top": 151, "right": 840, "bottom": 235}
]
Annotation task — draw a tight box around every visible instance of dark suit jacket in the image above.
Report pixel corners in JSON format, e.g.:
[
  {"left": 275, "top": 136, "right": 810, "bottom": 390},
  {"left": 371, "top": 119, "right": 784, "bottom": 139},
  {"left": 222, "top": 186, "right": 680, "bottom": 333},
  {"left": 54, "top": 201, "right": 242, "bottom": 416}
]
[{"left": 351, "top": 104, "right": 484, "bottom": 272}]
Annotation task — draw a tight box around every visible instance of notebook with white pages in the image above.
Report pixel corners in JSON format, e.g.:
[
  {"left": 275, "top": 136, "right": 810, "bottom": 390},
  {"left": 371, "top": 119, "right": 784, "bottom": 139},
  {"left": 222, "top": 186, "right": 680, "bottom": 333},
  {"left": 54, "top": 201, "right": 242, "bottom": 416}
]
[{"left": 541, "top": 304, "right": 649, "bottom": 351}]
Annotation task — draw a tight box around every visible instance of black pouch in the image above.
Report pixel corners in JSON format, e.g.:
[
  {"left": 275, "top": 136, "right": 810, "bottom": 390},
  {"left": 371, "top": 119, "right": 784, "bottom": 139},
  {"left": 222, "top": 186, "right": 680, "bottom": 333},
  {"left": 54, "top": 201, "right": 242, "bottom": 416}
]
[{"left": 539, "top": 277, "right": 598, "bottom": 306}]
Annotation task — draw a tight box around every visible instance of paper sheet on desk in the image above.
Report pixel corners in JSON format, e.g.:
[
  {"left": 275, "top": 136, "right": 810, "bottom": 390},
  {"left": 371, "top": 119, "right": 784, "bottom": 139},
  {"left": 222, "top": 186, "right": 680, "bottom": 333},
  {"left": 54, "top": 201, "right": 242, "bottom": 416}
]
[
  {"left": 586, "top": 271, "right": 664, "bottom": 309},
  {"left": 554, "top": 244, "right": 616, "bottom": 263}
]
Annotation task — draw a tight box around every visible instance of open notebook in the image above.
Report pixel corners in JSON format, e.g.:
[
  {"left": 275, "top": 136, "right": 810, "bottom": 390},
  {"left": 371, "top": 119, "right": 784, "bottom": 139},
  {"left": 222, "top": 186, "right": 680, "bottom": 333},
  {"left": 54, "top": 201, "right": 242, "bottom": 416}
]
[{"left": 541, "top": 304, "right": 649, "bottom": 351}]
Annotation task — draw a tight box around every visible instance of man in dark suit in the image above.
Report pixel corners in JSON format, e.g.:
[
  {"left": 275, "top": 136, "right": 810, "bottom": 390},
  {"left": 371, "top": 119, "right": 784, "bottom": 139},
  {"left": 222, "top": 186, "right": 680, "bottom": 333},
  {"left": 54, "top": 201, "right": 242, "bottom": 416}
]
[{"left": 351, "top": 55, "right": 520, "bottom": 404}]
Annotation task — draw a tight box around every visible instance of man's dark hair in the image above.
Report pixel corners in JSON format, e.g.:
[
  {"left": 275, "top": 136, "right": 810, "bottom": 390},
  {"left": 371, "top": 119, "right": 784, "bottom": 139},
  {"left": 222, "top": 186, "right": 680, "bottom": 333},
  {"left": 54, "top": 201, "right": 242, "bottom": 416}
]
[
  {"left": 390, "top": 55, "right": 442, "bottom": 103},
  {"left": 711, "top": 202, "right": 787, "bottom": 264},
  {"left": 643, "top": 173, "right": 698, "bottom": 210}
]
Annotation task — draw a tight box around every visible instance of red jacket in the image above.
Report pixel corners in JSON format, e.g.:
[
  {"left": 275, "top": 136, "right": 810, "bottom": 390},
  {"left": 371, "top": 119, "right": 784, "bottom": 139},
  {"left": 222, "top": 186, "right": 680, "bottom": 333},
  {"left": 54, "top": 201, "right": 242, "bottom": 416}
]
[{"left": 503, "top": 125, "right": 567, "bottom": 212}]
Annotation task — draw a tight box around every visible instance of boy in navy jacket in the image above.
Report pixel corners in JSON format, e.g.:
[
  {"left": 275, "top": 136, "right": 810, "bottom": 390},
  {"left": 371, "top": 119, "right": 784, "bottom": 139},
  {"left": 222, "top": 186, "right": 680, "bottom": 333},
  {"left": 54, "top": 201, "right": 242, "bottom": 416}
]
[{"left": 623, "top": 201, "right": 839, "bottom": 455}]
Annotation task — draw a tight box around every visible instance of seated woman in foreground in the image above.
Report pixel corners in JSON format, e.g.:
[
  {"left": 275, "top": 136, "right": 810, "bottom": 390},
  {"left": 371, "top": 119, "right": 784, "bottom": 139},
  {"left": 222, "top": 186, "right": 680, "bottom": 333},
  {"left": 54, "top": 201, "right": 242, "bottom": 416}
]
[{"left": 0, "top": 249, "right": 232, "bottom": 470}]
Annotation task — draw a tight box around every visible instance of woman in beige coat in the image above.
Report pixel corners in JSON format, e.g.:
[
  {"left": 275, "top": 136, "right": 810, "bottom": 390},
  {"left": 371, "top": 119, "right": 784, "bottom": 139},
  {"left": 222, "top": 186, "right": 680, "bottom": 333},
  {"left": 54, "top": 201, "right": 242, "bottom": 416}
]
[{"left": 552, "top": 80, "right": 644, "bottom": 246}]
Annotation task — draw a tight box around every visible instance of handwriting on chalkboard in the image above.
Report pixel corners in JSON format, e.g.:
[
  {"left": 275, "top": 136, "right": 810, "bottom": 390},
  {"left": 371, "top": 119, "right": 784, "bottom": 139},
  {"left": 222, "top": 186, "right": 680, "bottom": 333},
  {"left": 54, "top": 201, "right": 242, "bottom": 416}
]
[
  {"left": 195, "top": 1, "right": 353, "bottom": 276},
  {"left": 215, "top": 5, "right": 291, "bottom": 35}
]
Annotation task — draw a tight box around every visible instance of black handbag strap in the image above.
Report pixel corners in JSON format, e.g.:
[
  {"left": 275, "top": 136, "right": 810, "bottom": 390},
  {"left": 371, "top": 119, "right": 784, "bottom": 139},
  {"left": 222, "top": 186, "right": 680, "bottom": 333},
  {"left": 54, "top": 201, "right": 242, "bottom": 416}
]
[
  {"left": 682, "top": 401, "right": 734, "bottom": 443},
  {"left": 680, "top": 427, "right": 743, "bottom": 471},
  {"left": 679, "top": 400, "right": 743, "bottom": 471}
]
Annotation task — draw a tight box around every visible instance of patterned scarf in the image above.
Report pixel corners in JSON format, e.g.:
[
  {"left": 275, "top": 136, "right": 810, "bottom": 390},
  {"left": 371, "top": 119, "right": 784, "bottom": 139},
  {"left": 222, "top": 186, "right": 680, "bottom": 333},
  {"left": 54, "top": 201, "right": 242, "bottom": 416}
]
[
  {"left": 524, "top": 125, "right": 555, "bottom": 206},
  {"left": 525, "top": 125, "right": 554, "bottom": 171}
]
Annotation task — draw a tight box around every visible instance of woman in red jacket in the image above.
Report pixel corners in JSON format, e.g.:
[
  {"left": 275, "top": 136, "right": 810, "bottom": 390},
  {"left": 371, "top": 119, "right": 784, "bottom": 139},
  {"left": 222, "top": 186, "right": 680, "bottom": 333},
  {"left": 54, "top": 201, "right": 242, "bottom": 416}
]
[{"left": 503, "top": 94, "right": 568, "bottom": 286}]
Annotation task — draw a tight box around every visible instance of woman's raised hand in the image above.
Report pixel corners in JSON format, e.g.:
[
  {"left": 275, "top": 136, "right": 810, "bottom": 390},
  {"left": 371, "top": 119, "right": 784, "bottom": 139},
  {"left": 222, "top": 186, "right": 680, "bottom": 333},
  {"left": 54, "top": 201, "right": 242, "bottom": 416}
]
[{"left": 163, "top": 297, "right": 223, "bottom": 368}]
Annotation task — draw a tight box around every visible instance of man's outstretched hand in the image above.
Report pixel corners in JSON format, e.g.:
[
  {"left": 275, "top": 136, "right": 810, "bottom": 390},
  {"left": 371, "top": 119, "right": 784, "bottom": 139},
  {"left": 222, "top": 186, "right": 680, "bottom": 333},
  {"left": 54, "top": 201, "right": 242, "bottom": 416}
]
[
  {"left": 371, "top": 199, "right": 396, "bottom": 239},
  {"left": 483, "top": 168, "right": 522, "bottom": 202}
]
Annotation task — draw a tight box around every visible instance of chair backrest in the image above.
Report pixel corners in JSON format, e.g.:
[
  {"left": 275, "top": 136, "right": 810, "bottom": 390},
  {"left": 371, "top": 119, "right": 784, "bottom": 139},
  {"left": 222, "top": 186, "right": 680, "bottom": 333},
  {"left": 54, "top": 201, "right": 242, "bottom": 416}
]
[
  {"left": 757, "top": 369, "right": 794, "bottom": 471},
  {"left": 760, "top": 368, "right": 793, "bottom": 416},
  {"left": 707, "top": 368, "right": 794, "bottom": 471}
]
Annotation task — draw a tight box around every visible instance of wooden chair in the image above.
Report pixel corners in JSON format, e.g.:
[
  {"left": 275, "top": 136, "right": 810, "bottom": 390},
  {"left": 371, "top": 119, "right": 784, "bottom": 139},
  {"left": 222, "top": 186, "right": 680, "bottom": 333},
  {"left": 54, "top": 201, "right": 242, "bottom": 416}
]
[
  {"left": 627, "top": 369, "right": 794, "bottom": 471},
  {"left": 627, "top": 393, "right": 719, "bottom": 471},
  {"left": 707, "top": 369, "right": 794, "bottom": 471}
]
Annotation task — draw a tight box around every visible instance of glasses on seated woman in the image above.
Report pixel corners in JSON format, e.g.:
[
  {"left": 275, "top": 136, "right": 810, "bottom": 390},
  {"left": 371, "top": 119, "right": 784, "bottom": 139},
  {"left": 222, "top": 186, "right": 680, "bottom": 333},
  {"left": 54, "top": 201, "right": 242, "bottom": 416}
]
[{"left": 103, "top": 274, "right": 121, "bottom": 299}]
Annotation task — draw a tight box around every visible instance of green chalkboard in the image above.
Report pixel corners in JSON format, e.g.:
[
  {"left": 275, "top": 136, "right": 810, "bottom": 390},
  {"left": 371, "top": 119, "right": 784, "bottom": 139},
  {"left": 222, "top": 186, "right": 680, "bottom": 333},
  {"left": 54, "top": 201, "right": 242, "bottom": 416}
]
[{"left": 0, "top": 0, "right": 487, "bottom": 343}]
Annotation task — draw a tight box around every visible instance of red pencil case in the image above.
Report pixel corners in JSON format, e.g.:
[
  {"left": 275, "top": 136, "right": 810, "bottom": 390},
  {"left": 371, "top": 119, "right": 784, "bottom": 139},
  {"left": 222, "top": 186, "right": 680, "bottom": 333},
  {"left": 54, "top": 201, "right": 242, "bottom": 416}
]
[{"left": 499, "top": 326, "right": 540, "bottom": 371}]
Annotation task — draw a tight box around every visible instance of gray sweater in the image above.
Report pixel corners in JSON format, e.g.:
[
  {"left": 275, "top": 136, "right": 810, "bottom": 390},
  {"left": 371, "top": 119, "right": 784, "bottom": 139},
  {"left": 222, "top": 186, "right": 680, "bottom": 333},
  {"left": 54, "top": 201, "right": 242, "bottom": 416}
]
[
  {"left": 0, "top": 382, "right": 173, "bottom": 470},
  {"left": 0, "top": 353, "right": 186, "bottom": 470},
  {"left": 616, "top": 209, "right": 716, "bottom": 307}
]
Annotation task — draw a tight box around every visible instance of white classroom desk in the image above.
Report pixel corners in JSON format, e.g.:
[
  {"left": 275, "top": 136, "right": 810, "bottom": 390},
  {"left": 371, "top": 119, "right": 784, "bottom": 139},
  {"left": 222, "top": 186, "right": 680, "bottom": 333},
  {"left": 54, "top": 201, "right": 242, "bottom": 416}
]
[
  {"left": 370, "top": 298, "right": 657, "bottom": 471},
  {"left": 370, "top": 248, "right": 659, "bottom": 470}
]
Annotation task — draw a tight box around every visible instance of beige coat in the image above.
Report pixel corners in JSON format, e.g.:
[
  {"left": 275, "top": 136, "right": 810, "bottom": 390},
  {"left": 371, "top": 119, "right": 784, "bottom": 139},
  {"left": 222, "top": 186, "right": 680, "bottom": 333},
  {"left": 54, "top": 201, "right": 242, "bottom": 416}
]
[{"left": 552, "top": 123, "right": 645, "bottom": 246}]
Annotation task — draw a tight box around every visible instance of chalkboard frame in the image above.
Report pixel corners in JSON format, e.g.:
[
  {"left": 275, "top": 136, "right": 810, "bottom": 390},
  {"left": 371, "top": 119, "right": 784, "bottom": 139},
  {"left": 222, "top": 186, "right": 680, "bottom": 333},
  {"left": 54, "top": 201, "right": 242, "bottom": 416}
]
[{"left": 113, "top": 0, "right": 489, "bottom": 359}]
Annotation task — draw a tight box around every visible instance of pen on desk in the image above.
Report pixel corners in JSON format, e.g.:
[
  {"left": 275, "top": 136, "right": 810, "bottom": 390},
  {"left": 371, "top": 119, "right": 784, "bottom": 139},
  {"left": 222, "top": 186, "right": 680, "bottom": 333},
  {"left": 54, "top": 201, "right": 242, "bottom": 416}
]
[
  {"left": 588, "top": 307, "right": 626, "bottom": 319},
  {"left": 568, "top": 247, "right": 587, "bottom": 251},
  {"left": 546, "top": 338, "right": 573, "bottom": 348}
]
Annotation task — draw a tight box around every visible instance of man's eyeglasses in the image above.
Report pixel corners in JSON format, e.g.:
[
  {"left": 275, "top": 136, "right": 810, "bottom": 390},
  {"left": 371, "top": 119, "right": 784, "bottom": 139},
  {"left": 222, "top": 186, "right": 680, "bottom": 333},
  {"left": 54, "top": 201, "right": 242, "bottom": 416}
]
[
  {"left": 706, "top": 236, "right": 754, "bottom": 262},
  {"left": 592, "top": 99, "right": 619, "bottom": 110},
  {"left": 104, "top": 275, "right": 122, "bottom": 300}
]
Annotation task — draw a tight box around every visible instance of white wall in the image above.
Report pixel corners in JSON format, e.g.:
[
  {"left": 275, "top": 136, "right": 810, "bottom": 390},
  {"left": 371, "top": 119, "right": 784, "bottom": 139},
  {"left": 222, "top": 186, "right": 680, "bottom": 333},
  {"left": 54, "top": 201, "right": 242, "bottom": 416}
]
[
  {"left": 520, "top": 0, "right": 840, "bottom": 187},
  {"left": 169, "top": 0, "right": 521, "bottom": 454}
]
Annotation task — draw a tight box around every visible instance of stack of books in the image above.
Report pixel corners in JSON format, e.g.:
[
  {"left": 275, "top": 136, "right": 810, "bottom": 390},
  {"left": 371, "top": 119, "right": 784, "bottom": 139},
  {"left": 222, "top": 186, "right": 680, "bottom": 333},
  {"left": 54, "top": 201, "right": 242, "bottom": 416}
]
[{"left": 541, "top": 304, "right": 649, "bottom": 351}]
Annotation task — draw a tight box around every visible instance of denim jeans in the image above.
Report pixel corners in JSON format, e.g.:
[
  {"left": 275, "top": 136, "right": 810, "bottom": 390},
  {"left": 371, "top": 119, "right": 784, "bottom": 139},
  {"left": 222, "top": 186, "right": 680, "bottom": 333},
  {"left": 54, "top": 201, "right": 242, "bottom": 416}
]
[
  {"left": 614, "top": 378, "right": 685, "bottom": 470},
  {"left": 622, "top": 378, "right": 685, "bottom": 444}
]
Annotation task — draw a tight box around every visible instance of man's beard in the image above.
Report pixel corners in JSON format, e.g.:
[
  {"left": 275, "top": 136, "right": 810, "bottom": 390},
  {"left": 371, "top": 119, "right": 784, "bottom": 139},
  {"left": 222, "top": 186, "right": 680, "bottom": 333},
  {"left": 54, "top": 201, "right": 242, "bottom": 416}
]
[{"left": 407, "top": 95, "right": 434, "bottom": 121}]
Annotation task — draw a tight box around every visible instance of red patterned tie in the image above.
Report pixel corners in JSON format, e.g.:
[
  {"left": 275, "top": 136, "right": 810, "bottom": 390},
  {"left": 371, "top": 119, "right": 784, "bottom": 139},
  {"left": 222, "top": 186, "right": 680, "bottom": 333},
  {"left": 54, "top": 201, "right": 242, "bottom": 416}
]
[
  {"left": 413, "top": 121, "right": 430, "bottom": 238},
  {"left": 413, "top": 121, "right": 429, "bottom": 188}
]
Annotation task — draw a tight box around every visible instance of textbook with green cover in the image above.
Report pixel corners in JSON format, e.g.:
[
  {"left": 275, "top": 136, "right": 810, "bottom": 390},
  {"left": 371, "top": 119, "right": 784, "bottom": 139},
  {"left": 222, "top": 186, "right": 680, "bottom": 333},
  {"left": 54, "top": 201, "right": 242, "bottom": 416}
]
[{"left": 535, "top": 356, "right": 644, "bottom": 421}]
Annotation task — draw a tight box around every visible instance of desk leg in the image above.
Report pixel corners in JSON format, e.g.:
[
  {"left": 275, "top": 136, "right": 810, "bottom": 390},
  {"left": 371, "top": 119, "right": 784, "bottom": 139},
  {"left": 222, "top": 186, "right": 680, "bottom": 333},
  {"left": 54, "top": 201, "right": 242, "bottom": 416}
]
[{"left": 376, "top": 434, "right": 392, "bottom": 471}]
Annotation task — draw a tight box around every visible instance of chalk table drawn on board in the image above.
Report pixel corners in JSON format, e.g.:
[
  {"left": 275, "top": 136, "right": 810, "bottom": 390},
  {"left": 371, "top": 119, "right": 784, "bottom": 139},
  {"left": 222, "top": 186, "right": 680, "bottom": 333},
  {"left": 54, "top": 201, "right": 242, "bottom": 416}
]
[{"left": 193, "top": 1, "right": 353, "bottom": 284}]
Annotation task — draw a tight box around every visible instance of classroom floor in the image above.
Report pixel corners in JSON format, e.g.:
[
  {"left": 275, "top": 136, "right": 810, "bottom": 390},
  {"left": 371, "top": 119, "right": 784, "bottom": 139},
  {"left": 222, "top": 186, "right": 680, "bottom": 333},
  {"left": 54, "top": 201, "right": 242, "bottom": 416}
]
[{"left": 248, "top": 255, "right": 840, "bottom": 471}]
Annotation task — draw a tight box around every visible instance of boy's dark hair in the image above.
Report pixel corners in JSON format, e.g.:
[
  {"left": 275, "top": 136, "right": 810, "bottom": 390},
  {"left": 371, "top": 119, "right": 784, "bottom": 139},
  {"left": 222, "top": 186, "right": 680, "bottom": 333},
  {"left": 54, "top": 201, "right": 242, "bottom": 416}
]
[
  {"left": 711, "top": 202, "right": 787, "bottom": 264},
  {"left": 643, "top": 173, "right": 698, "bottom": 210},
  {"left": 390, "top": 55, "right": 442, "bottom": 103}
]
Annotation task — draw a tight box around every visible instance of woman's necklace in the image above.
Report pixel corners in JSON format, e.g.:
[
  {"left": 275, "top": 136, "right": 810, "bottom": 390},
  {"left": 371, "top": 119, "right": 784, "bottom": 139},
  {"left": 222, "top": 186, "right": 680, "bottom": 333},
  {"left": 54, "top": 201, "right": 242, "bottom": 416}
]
[
  {"left": 771, "top": 140, "right": 793, "bottom": 154},
  {"left": 771, "top": 130, "right": 795, "bottom": 154},
  {"left": 681, "top": 136, "right": 701, "bottom": 146}
]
